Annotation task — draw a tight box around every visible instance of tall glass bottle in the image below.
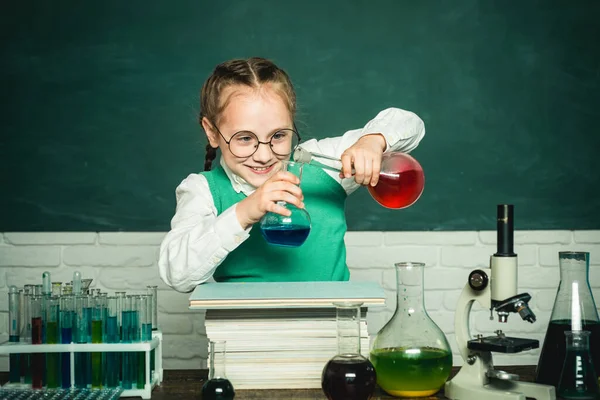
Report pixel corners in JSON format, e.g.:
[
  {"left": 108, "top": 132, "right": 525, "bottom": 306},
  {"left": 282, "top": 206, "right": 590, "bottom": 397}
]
[
  {"left": 321, "top": 303, "right": 377, "bottom": 400},
  {"left": 202, "top": 341, "right": 235, "bottom": 400},
  {"left": 370, "top": 262, "right": 452, "bottom": 397},
  {"left": 536, "top": 251, "right": 600, "bottom": 387}
]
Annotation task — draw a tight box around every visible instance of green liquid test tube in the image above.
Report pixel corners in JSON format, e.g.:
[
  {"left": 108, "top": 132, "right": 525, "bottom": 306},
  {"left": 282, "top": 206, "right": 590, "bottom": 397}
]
[{"left": 45, "top": 296, "right": 61, "bottom": 388}]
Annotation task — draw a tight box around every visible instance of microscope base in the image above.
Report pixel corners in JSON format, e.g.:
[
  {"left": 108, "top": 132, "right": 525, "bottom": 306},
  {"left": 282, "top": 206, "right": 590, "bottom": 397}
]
[{"left": 445, "top": 357, "right": 556, "bottom": 400}]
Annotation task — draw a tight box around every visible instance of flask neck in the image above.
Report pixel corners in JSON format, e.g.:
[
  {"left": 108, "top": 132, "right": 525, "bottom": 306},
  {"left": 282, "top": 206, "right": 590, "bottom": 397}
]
[
  {"left": 565, "top": 330, "right": 591, "bottom": 350},
  {"left": 209, "top": 341, "right": 228, "bottom": 380},
  {"left": 335, "top": 303, "right": 362, "bottom": 356},
  {"left": 394, "top": 263, "right": 426, "bottom": 317}
]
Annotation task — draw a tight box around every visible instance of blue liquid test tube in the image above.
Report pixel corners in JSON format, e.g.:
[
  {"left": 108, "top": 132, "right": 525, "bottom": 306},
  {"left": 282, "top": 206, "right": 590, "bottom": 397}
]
[
  {"left": 8, "top": 286, "right": 21, "bottom": 383},
  {"left": 60, "top": 295, "right": 74, "bottom": 388},
  {"left": 136, "top": 295, "right": 149, "bottom": 389},
  {"left": 74, "top": 294, "right": 89, "bottom": 388},
  {"left": 147, "top": 286, "right": 157, "bottom": 380},
  {"left": 121, "top": 295, "right": 134, "bottom": 389},
  {"left": 91, "top": 296, "right": 103, "bottom": 389},
  {"left": 45, "top": 296, "right": 61, "bottom": 388},
  {"left": 104, "top": 296, "right": 119, "bottom": 388}
]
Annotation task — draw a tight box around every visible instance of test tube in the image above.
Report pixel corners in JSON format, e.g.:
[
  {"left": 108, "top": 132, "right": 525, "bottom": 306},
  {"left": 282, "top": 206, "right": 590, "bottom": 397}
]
[
  {"left": 30, "top": 295, "right": 43, "bottom": 389},
  {"left": 45, "top": 296, "right": 61, "bottom": 388},
  {"left": 51, "top": 282, "right": 62, "bottom": 297},
  {"left": 91, "top": 296, "right": 104, "bottom": 389},
  {"left": 9, "top": 286, "right": 21, "bottom": 383},
  {"left": 22, "top": 285, "right": 33, "bottom": 384},
  {"left": 121, "top": 295, "right": 134, "bottom": 389},
  {"left": 104, "top": 296, "right": 119, "bottom": 388},
  {"left": 136, "top": 295, "right": 148, "bottom": 389},
  {"left": 147, "top": 286, "right": 158, "bottom": 331},
  {"left": 62, "top": 282, "right": 73, "bottom": 296},
  {"left": 115, "top": 291, "right": 126, "bottom": 383},
  {"left": 60, "top": 295, "right": 74, "bottom": 388},
  {"left": 72, "top": 271, "right": 82, "bottom": 295},
  {"left": 74, "top": 294, "right": 89, "bottom": 388},
  {"left": 85, "top": 293, "right": 93, "bottom": 386}
]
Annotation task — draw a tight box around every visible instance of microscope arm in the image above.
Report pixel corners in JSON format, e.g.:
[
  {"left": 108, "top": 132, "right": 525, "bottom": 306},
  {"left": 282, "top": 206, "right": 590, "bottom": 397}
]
[{"left": 455, "top": 269, "right": 492, "bottom": 361}]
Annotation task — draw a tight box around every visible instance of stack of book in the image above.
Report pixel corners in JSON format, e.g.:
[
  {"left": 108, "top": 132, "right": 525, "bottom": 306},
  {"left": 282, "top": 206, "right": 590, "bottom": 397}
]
[{"left": 189, "top": 281, "right": 385, "bottom": 389}]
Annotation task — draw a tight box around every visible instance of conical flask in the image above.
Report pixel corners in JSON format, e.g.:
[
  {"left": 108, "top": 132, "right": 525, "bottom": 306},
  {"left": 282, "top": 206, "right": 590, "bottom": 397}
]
[
  {"left": 558, "top": 330, "right": 600, "bottom": 399},
  {"left": 321, "top": 302, "right": 377, "bottom": 400},
  {"left": 536, "top": 251, "right": 600, "bottom": 387},
  {"left": 201, "top": 341, "right": 235, "bottom": 400},
  {"left": 370, "top": 262, "right": 452, "bottom": 397},
  {"left": 258, "top": 160, "right": 311, "bottom": 247}
]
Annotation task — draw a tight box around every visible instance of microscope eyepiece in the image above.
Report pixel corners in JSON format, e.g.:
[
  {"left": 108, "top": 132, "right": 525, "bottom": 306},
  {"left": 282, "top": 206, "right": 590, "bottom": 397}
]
[{"left": 495, "top": 204, "right": 516, "bottom": 257}]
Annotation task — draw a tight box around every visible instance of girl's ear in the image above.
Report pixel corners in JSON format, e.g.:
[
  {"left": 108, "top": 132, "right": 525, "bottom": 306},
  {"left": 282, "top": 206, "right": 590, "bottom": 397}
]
[{"left": 201, "top": 117, "right": 219, "bottom": 148}]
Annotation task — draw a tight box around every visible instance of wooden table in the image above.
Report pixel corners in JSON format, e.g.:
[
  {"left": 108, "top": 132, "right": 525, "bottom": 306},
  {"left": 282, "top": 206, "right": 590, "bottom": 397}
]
[{"left": 1, "top": 366, "right": 539, "bottom": 399}]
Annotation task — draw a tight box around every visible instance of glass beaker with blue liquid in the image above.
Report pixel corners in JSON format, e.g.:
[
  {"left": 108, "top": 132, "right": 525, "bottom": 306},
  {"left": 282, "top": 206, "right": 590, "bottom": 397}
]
[{"left": 259, "top": 160, "right": 311, "bottom": 247}]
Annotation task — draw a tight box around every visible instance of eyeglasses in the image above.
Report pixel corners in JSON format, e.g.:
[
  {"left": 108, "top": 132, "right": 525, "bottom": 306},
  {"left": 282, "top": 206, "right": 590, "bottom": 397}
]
[{"left": 210, "top": 121, "right": 301, "bottom": 158}]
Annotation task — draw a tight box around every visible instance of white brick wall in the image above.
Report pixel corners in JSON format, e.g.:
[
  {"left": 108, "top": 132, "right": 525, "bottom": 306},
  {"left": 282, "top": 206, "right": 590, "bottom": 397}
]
[{"left": 0, "top": 230, "right": 598, "bottom": 370}]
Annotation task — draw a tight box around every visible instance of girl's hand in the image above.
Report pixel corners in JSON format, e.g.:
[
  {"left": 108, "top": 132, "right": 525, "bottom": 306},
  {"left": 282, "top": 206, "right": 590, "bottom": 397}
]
[
  {"left": 236, "top": 171, "right": 305, "bottom": 229},
  {"left": 340, "top": 134, "right": 387, "bottom": 186}
]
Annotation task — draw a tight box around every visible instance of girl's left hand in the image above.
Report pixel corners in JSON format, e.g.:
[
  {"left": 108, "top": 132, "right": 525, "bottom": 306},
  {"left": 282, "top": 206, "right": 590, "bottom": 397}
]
[{"left": 340, "top": 134, "right": 387, "bottom": 186}]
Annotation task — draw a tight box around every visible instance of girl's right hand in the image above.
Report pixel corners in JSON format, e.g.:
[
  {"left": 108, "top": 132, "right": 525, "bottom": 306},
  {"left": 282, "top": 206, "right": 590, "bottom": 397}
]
[{"left": 236, "top": 171, "right": 305, "bottom": 229}]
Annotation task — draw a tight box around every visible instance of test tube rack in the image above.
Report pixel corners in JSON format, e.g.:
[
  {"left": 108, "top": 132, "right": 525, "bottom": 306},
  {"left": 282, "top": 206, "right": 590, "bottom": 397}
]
[{"left": 0, "top": 330, "right": 163, "bottom": 400}]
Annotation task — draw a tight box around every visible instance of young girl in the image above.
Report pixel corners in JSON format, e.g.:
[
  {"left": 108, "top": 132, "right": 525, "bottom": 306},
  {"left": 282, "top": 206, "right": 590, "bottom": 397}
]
[{"left": 159, "top": 57, "right": 425, "bottom": 292}]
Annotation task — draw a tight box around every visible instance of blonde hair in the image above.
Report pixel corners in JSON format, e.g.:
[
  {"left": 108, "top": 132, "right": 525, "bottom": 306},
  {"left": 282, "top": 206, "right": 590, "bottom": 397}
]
[{"left": 200, "top": 57, "right": 297, "bottom": 171}]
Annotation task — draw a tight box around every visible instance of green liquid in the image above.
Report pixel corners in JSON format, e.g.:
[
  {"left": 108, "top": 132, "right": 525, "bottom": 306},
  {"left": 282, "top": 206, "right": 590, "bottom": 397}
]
[
  {"left": 370, "top": 347, "right": 452, "bottom": 397},
  {"left": 92, "top": 320, "right": 103, "bottom": 388},
  {"left": 46, "top": 321, "right": 60, "bottom": 388}
]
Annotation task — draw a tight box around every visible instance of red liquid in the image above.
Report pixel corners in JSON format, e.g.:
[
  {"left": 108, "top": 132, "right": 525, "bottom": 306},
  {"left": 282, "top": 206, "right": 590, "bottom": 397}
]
[
  {"left": 368, "top": 153, "right": 424, "bottom": 209},
  {"left": 31, "top": 317, "right": 44, "bottom": 389}
]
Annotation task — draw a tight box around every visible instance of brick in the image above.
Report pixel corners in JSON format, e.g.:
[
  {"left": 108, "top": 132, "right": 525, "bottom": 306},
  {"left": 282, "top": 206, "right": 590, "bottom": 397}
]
[
  {"left": 0, "top": 289, "right": 8, "bottom": 312},
  {"left": 573, "top": 231, "right": 600, "bottom": 244},
  {"left": 424, "top": 268, "right": 470, "bottom": 290},
  {"left": 4, "top": 265, "right": 99, "bottom": 289},
  {"left": 4, "top": 232, "right": 97, "bottom": 245},
  {"left": 0, "top": 246, "right": 60, "bottom": 267},
  {"left": 348, "top": 267, "right": 384, "bottom": 285},
  {"left": 529, "top": 289, "right": 556, "bottom": 312},
  {"left": 0, "top": 311, "right": 7, "bottom": 335},
  {"left": 518, "top": 267, "right": 560, "bottom": 289},
  {"left": 193, "top": 316, "right": 207, "bottom": 335},
  {"left": 539, "top": 245, "right": 600, "bottom": 266},
  {"left": 385, "top": 231, "right": 476, "bottom": 246},
  {"left": 97, "top": 266, "right": 168, "bottom": 291},
  {"left": 479, "top": 230, "right": 572, "bottom": 245},
  {"left": 158, "top": 290, "right": 196, "bottom": 314},
  {"left": 162, "top": 333, "right": 208, "bottom": 359},
  {"left": 440, "top": 246, "right": 495, "bottom": 268},
  {"left": 63, "top": 246, "right": 156, "bottom": 267},
  {"left": 346, "top": 246, "right": 438, "bottom": 269},
  {"left": 344, "top": 232, "right": 383, "bottom": 247},
  {"left": 0, "top": 355, "right": 7, "bottom": 371},
  {"left": 157, "top": 314, "right": 194, "bottom": 335},
  {"left": 442, "top": 290, "right": 464, "bottom": 312},
  {"left": 424, "top": 290, "right": 444, "bottom": 311},
  {"left": 99, "top": 232, "right": 166, "bottom": 245},
  {"left": 0, "top": 270, "right": 5, "bottom": 289}
]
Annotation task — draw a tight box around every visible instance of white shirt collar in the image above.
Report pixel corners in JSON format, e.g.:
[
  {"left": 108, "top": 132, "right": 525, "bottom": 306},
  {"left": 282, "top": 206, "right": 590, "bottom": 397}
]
[{"left": 220, "top": 157, "right": 256, "bottom": 196}]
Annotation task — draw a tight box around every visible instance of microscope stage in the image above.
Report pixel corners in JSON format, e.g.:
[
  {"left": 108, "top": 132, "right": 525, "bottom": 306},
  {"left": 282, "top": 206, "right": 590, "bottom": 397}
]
[{"left": 467, "top": 336, "right": 539, "bottom": 353}]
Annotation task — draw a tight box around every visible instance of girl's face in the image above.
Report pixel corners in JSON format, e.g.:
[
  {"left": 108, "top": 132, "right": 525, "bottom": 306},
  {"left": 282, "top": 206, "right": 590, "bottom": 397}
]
[{"left": 204, "top": 84, "right": 294, "bottom": 189}]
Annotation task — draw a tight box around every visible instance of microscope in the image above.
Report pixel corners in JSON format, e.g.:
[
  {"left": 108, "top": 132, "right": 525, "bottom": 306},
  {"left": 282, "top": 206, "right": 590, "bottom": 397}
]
[{"left": 445, "top": 205, "right": 556, "bottom": 400}]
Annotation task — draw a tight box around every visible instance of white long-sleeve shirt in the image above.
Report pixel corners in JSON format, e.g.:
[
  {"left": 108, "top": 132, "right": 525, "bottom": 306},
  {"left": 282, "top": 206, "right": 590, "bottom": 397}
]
[{"left": 158, "top": 108, "right": 425, "bottom": 292}]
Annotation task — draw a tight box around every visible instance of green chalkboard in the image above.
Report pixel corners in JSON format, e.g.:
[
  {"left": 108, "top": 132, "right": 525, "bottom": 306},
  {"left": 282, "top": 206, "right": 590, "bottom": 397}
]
[{"left": 2, "top": 0, "right": 599, "bottom": 231}]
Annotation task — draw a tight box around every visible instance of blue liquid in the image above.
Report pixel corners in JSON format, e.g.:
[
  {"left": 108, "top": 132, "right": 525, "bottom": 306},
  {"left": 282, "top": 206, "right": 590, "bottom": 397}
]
[
  {"left": 75, "top": 352, "right": 87, "bottom": 388},
  {"left": 121, "top": 310, "right": 139, "bottom": 389},
  {"left": 260, "top": 225, "right": 310, "bottom": 247},
  {"left": 9, "top": 335, "right": 20, "bottom": 383},
  {"left": 61, "top": 327, "right": 72, "bottom": 388}
]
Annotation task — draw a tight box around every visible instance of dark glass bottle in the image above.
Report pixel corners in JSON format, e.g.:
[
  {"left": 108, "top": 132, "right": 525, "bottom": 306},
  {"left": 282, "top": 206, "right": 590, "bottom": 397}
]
[
  {"left": 321, "top": 302, "right": 377, "bottom": 400},
  {"left": 201, "top": 341, "right": 235, "bottom": 400},
  {"left": 536, "top": 252, "right": 600, "bottom": 387}
]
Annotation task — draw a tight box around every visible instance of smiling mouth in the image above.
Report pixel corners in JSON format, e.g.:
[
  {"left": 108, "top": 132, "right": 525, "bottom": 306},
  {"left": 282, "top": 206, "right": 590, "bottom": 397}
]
[{"left": 247, "top": 164, "right": 275, "bottom": 173}]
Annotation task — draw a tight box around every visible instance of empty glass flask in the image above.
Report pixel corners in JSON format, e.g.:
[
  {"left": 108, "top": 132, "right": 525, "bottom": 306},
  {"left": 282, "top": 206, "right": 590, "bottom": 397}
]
[{"left": 370, "top": 262, "right": 452, "bottom": 397}]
